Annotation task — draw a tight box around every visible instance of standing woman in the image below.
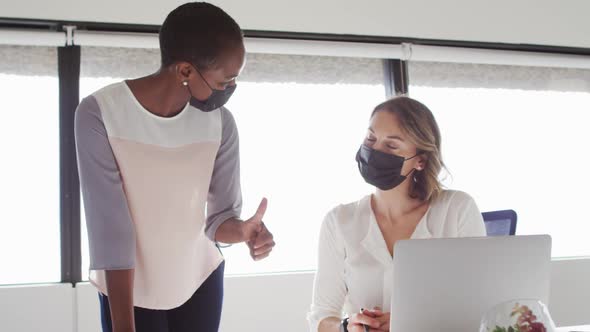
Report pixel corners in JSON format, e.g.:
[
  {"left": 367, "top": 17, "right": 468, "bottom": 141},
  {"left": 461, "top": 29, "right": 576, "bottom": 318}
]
[
  {"left": 308, "top": 97, "right": 486, "bottom": 332},
  {"left": 75, "top": 3, "right": 275, "bottom": 332}
]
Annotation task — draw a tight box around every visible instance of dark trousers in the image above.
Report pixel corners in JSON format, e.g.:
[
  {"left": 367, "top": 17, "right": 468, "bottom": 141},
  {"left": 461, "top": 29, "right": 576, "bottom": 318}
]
[{"left": 99, "top": 261, "right": 224, "bottom": 332}]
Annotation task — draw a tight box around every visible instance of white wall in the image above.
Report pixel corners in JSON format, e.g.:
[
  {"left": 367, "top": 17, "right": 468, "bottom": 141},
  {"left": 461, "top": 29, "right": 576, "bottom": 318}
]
[
  {"left": 0, "top": 0, "right": 589, "bottom": 48},
  {"left": 220, "top": 272, "right": 313, "bottom": 332},
  {"left": 549, "top": 259, "right": 590, "bottom": 326},
  {"left": 74, "top": 272, "right": 313, "bottom": 332},
  {"left": 1, "top": 259, "right": 589, "bottom": 332},
  {"left": 77, "top": 283, "right": 102, "bottom": 332},
  {"left": 0, "top": 283, "right": 75, "bottom": 331}
]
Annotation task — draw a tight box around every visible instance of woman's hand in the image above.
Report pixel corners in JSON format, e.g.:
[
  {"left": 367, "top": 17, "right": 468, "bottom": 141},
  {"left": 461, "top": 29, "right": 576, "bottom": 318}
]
[
  {"left": 348, "top": 308, "right": 382, "bottom": 332},
  {"left": 240, "top": 198, "right": 275, "bottom": 260},
  {"left": 349, "top": 308, "right": 390, "bottom": 332},
  {"left": 372, "top": 310, "right": 390, "bottom": 331}
]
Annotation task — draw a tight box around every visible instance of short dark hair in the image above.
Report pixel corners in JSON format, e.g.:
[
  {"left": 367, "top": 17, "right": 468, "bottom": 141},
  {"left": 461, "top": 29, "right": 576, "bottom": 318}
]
[{"left": 159, "top": 2, "right": 244, "bottom": 69}]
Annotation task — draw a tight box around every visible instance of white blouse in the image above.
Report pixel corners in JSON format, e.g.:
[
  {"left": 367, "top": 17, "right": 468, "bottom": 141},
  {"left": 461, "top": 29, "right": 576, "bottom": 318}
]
[{"left": 307, "top": 190, "right": 486, "bottom": 332}]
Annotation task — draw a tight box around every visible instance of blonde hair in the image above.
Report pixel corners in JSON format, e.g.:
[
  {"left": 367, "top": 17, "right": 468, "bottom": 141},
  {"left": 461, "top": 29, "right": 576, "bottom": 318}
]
[{"left": 371, "top": 96, "right": 445, "bottom": 201}]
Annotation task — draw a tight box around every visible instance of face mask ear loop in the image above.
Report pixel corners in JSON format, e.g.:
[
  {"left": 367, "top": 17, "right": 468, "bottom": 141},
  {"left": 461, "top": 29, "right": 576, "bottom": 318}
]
[
  {"left": 193, "top": 64, "right": 214, "bottom": 92},
  {"left": 404, "top": 167, "right": 417, "bottom": 179},
  {"left": 403, "top": 153, "right": 422, "bottom": 182},
  {"left": 405, "top": 152, "right": 425, "bottom": 179}
]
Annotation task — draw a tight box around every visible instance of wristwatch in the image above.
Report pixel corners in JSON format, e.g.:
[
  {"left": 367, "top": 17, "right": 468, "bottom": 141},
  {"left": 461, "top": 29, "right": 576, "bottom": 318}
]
[{"left": 340, "top": 317, "right": 349, "bottom": 332}]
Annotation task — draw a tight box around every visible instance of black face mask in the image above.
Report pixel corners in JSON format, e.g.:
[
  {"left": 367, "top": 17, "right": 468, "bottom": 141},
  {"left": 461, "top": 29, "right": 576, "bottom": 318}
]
[
  {"left": 186, "top": 65, "right": 237, "bottom": 112},
  {"left": 355, "top": 144, "right": 418, "bottom": 191}
]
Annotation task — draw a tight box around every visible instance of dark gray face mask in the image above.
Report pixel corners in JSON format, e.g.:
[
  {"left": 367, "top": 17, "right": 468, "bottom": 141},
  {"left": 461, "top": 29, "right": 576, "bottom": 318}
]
[
  {"left": 355, "top": 144, "right": 417, "bottom": 191},
  {"left": 187, "top": 64, "right": 237, "bottom": 112}
]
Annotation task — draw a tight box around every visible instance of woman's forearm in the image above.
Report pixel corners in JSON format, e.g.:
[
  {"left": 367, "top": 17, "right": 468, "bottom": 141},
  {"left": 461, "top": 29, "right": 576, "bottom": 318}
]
[
  {"left": 214, "top": 217, "right": 246, "bottom": 243},
  {"left": 105, "top": 269, "right": 135, "bottom": 332},
  {"left": 318, "top": 317, "right": 342, "bottom": 332}
]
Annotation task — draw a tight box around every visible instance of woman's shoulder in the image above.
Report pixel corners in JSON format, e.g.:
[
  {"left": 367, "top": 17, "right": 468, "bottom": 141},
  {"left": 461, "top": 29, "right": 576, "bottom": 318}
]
[
  {"left": 91, "top": 81, "right": 127, "bottom": 99},
  {"left": 432, "top": 189, "right": 477, "bottom": 208},
  {"left": 323, "top": 194, "right": 371, "bottom": 227}
]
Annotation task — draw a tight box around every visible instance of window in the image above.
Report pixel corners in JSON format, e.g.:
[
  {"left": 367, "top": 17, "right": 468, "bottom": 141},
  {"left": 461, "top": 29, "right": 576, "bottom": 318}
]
[
  {"left": 222, "top": 53, "right": 384, "bottom": 274},
  {"left": 409, "top": 61, "right": 590, "bottom": 257},
  {"left": 5, "top": 29, "right": 587, "bottom": 286},
  {"left": 0, "top": 45, "right": 61, "bottom": 284}
]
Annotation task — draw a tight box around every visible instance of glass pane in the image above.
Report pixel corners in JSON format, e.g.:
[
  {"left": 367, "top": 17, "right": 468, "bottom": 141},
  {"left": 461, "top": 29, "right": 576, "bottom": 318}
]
[
  {"left": 409, "top": 61, "right": 590, "bottom": 258},
  {"left": 0, "top": 45, "right": 60, "bottom": 284},
  {"left": 222, "top": 54, "right": 384, "bottom": 274}
]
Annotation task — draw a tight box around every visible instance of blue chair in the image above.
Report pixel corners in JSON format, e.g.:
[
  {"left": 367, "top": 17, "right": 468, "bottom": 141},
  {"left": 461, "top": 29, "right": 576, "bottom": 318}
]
[{"left": 481, "top": 209, "right": 517, "bottom": 236}]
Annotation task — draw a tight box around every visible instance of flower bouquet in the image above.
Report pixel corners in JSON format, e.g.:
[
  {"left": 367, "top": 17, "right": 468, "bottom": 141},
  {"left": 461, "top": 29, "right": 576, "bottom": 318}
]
[{"left": 480, "top": 299, "right": 556, "bottom": 332}]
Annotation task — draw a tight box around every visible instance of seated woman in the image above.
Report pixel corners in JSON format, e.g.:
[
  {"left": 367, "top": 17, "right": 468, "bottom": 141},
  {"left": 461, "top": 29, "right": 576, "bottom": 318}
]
[{"left": 308, "top": 96, "right": 486, "bottom": 332}]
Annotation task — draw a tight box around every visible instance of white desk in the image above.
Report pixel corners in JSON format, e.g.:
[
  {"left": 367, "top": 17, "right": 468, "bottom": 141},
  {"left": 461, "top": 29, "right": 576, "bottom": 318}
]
[{"left": 557, "top": 326, "right": 590, "bottom": 331}]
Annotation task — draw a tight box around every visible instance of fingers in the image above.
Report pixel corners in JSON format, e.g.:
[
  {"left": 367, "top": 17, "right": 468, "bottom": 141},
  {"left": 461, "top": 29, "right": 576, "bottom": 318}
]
[
  {"left": 352, "top": 325, "right": 386, "bottom": 332},
  {"left": 351, "top": 324, "right": 382, "bottom": 332},
  {"left": 362, "top": 308, "right": 381, "bottom": 318},
  {"left": 253, "top": 241, "right": 275, "bottom": 256},
  {"left": 253, "top": 225, "right": 274, "bottom": 249},
  {"left": 350, "top": 325, "right": 371, "bottom": 332},
  {"left": 241, "top": 220, "right": 260, "bottom": 242},
  {"left": 248, "top": 244, "right": 270, "bottom": 261},
  {"left": 374, "top": 312, "right": 390, "bottom": 331},
  {"left": 372, "top": 306, "right": 383, "bottom": 315},
  {"left": 247, "top": 236, "right": 275, "bottom": 260},
  {"left": 350, "top": 313, "right": 381, "bottom": 330}
]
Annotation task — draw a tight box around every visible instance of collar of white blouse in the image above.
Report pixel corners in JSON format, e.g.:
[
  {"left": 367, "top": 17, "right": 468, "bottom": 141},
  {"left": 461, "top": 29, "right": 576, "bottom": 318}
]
[{"left": 360, "top": 196, "right": 434, "bottom": 266}]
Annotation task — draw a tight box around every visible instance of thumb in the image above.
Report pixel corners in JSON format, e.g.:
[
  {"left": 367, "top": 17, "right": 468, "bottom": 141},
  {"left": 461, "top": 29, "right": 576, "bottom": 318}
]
[
  {"left": 243, "top": 198, "right": 267, "bottom": 240},
  {"left": 251, "top": 197, "right": 268, "bottom": 224}
]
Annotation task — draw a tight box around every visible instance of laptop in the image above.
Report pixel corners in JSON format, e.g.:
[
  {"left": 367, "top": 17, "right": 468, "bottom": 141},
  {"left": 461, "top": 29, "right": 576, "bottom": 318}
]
[{"left": 390, "top": 235, "right": 552, "bottom": 332}]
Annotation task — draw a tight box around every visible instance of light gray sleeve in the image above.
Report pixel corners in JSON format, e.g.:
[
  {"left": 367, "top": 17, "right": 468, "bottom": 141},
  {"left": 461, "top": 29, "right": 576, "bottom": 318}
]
[
  {"left": 205, "top": 108, "right": 243, "bottom": 241},
  {"left": 75, "top": 96, "right": 136, "bottom": 270}
]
